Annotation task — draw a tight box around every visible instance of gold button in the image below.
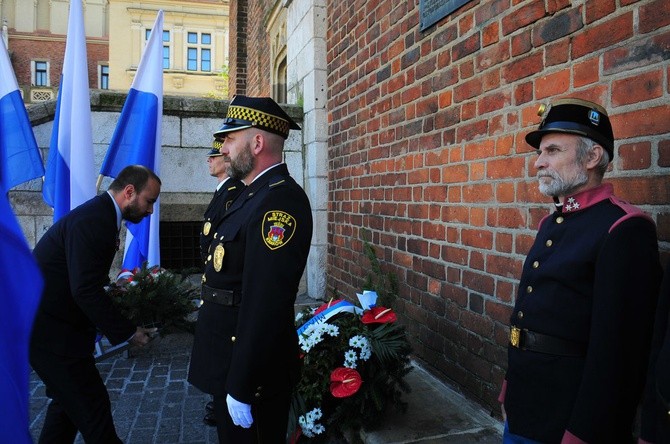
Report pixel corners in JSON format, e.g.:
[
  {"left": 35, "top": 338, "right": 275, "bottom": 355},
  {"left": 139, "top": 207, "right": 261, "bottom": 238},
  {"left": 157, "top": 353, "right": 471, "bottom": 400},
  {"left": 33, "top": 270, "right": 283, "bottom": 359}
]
[
  {"left": 207, "top": 254, "right": 212, "bottom": 261},
  {"left": 213, "top": 233, "right": 218, "bottom": 239},
  {"left": 545, "top": 239, "right": 553, "bottom": 247},
  {"left": 556, "top": 216, "right": 564, "bottom": 224},
  {"left": 256, "top": 386, "right": 262, "bottom": 391},
  {"left": 526, "top": 286, "right": 533, "bottom": 293},
  {"left": 231, "top": 336, "right": 236, "bottom": 342},
  {"left": 518, "top": 311, "right": 524, "bottom": 319},
  {"left": 532, "top": 261, "right": 539, "bottom": 268},
  {"left": 255, "top": 392, "right": 261, "bottom": 398}
]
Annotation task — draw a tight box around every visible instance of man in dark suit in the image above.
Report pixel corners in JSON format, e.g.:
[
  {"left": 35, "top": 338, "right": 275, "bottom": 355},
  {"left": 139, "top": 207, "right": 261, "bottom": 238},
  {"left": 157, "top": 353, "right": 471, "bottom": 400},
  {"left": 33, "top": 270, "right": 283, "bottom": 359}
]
[
  {"left": 30, "top": 165, "right": 161, "bottom": 443},
  {"left": 499, "top": 99, "right": 662, "bottom": 443},
  {"left": 200, "top": 145, "right": 244, "bottom": 427},
  {"left": 188, "top": 96, "right": 313, "bottom": 443}
]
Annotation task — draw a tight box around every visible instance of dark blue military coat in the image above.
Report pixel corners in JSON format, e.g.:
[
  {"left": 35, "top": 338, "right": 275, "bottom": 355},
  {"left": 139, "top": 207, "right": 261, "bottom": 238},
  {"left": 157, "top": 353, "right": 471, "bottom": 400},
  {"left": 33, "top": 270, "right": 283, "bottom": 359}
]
[
  {"left": 503, "top": 183, "right": 662, "bottom": 443},
  {"left": 200, "top": 177, "right": 244, "bottom": 263},
  {"left": 188, "top": 163, "right": 313, "bottom": 404}
]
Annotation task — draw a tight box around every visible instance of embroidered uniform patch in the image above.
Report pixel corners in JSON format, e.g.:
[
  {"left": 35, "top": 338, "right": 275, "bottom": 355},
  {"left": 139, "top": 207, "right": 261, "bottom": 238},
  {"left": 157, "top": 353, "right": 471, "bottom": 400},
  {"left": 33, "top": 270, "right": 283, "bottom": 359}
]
[{"left": 263, "top": 210, "right": 296, "bottom": 250}]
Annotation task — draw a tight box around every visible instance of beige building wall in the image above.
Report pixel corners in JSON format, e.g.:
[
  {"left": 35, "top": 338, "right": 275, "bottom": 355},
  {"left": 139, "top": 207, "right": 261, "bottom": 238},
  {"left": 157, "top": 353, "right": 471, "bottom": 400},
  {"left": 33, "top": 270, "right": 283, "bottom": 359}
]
[
  {"left": 108, "top": 0, "right": 229, "bottom": 98},
  {"left": 1, "top": 0, "right": 107, "bottom": 37}
]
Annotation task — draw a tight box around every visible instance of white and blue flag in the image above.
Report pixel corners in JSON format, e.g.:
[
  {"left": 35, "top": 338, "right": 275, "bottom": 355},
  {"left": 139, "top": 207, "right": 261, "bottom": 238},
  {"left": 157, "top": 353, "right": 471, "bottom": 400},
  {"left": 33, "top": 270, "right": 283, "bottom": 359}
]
[
  {"left": 42, "top": 0, "right": 95, "bottom": 221},
  {"left": 0, "top": 37, "right": 45, "bottom": 194},
  {"left": 100, "top": 10, "right": 164, "bottom": 270}
]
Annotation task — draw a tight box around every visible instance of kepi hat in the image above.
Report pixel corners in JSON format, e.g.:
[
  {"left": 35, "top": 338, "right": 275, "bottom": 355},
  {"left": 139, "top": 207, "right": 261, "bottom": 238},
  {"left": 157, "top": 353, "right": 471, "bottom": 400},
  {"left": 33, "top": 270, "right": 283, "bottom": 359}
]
[
  {"left": 525, "top": 98, "right": 614, "bottom": 160},
  {"left": 206, "top": 146, "right": 222, "bottom": 157},
  {"left": 213, "top": 95, "right": 301, "bottom": 140}
]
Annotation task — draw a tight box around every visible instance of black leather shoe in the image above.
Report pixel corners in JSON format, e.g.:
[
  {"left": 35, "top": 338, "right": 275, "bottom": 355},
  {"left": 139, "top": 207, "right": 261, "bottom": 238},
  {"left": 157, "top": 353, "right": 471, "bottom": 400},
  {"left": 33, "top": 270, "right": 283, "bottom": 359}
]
[
  {"left": 205, "top": 401, "right": 215, "bottom": 413},
  {"left": 203, "top": 412, "right": 217, "bottom": 427}
]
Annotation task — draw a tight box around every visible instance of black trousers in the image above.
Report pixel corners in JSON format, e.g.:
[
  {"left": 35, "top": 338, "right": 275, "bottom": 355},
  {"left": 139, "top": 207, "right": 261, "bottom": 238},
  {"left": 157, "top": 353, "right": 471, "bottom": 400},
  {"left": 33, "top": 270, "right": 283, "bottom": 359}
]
[
  {"left": 213, "top": 389, "right": 291, "bottom": 444},
  {"left": 30, "top": 347, "right": 122, "bottom": 444}
]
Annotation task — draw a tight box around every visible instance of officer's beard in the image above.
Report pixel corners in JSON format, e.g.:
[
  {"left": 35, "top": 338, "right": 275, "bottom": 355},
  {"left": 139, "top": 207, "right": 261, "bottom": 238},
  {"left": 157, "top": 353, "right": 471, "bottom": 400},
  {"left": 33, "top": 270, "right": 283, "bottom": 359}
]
[{"left": 227, "top": 142, "right": 255, "bottom": 181}]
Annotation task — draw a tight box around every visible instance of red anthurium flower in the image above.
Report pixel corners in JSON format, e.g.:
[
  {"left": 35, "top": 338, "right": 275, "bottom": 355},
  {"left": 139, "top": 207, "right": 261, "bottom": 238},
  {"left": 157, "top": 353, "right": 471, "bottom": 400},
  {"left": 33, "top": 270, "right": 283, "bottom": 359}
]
[
  {"left": 361, "top": 306, "right": 397, "bottom": 324},
  {"left": 330, "top": 367, "right": 362, "bottom": 398},
  {"left": 314, "top": 298, "right": 343, "bottom": 315}
]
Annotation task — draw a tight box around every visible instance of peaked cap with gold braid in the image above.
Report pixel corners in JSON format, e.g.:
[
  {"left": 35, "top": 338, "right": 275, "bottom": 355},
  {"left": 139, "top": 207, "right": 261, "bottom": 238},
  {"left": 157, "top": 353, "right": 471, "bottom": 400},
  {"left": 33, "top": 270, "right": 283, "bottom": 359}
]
[{"left": 213, "top": 95, "right": 301, "bottom": 140}]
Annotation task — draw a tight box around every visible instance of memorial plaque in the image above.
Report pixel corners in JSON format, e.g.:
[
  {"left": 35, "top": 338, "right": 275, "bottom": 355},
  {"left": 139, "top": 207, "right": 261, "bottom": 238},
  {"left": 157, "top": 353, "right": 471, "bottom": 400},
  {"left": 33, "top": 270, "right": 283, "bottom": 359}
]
[{"left": 419, "top": 0, "right": 472, "bottom": 31}]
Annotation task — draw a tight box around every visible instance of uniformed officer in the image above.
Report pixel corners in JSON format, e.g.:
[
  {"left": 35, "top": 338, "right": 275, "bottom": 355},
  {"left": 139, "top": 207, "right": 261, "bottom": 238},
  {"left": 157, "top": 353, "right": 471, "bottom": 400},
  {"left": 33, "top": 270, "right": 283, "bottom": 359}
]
[
  {"left": 200, "top": 145, "right": 244, "bottom": 427},
  {"left": 200, "top": 146, "right": 244, "bottom": 266},
  {"left": 188, "top": 95, "right": 313, "bottom": 443},
  {"left": 498, "top": 98, "right": 662, "bottom": 443}
]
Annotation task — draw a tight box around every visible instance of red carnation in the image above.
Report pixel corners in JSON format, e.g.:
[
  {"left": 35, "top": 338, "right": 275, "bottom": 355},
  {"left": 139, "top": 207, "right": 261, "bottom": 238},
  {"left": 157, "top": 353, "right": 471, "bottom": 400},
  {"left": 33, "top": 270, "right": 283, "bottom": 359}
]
[
  {"left": 361, "top": 306, "right": 397, "bottom": 324},
  {"left": 330, "top": 367, "right": 362, "bottom": 398}
]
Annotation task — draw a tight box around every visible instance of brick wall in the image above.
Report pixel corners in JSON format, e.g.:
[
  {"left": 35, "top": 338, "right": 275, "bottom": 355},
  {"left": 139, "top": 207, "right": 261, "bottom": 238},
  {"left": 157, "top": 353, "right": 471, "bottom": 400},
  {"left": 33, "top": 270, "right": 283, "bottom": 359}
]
[
  {"left": 245, "top": 0, "right": 273, "bottom": 96},
  {"left": 326, "top": 0, "right": 670, "bottom": 411},
  {"left": 228, "top": 0, "right": 248, "bottom": 95},
  {"left": 8, "top": 34, "right": 108, "bottom": 90}
]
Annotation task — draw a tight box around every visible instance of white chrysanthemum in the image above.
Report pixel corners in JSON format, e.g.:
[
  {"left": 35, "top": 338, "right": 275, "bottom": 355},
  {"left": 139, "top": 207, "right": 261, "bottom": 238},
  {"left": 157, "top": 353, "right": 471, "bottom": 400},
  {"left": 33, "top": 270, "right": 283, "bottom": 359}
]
[
  {"left": 299, "top": 323, "right": 340, "bottom": 353},
  {"left": 299, "top": 407, "right": 325, "bottom": 438},
  {"left": 295, "top": 312, "right": 304, "bottom": 322}
]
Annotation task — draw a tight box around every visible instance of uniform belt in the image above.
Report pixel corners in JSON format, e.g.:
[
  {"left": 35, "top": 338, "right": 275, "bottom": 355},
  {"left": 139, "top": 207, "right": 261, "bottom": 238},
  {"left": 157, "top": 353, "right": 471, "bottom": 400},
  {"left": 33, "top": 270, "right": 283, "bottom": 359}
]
[
  {"left": 509, "top": 326, "right": 586, "bottom": 357},
  {"left": 201, "top": 285, "right": 242, "bottom": 307}
]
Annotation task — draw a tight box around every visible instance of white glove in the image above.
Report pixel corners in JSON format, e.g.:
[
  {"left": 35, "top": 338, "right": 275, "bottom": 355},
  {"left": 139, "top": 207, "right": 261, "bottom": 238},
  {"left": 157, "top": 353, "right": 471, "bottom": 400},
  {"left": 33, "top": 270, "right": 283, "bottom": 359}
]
[{"left": 226, "top": 394, "right": 253, "bottom": 428}]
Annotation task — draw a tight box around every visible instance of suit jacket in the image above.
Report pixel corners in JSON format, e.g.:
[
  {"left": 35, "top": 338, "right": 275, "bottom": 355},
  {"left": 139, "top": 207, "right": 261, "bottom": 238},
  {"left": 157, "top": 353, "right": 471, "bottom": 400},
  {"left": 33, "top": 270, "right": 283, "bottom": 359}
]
[
  {"left": 30, "top": 193, "right": 136, "bottom": 358},
  {"left": 200, "top": 177, "right": 244, "bottom": 263},
  {"left": 188, "top": 163, "right": 313, "bottom": 403},
  {"left": 503, "top": 184, "right": 662, "bottom": 442}
]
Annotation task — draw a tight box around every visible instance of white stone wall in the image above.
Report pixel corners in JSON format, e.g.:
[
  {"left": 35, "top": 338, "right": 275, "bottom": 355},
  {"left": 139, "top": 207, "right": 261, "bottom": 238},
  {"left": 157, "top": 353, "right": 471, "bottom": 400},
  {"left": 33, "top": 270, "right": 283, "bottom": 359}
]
[{"left": 286, "top": 0, "right": 328, "bottom": 300}]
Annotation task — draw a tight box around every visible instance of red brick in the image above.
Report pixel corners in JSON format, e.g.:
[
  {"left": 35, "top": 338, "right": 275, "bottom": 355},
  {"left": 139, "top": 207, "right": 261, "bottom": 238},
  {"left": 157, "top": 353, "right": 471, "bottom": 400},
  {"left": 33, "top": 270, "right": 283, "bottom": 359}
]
[
  {"left": 659, "top": 140, "right": 670, "bottom": 167},
  {"left": 584, "top": 0, "right": 616, "bottom": 24},
  {"left": 487, "top": 253, "right": 523, "bottom": 278},
  {"left": 532, "top": 7, "right": 583, "bottom": 47},
  {"left": 482, "top": 22, "right": 500, "bottom": 47},
  {"left": 603, "top": 31, "right": 670, "bottom": 76},
  {"left": 658, "top": 212, "right": 670, "bottom": 243},
  {"left": 496, "top": 232, "right": 514, "bottom": 253},
  {"left": 618, "top": 142, "right": 651, "bottom": 171},
  {"left": 495, "top": 280, "right": 516, "bottom": 304},
  {"left": 511, "top": 29, "right": 532, "bottom": 56},
  {"left": 463, "top": 183, "right": 494, "bottom": 203},
  {"left": 545, "top": 39, "right": 570, "bottom": 66},
  {"left": 461, "top": 101, "right": 477, "bottom": 120},
  {"left": 501, "top": 2, "right": 547, "bottom": 36},
  {"left": 456, "top": 119, "right": 489, "bottom": 143},
  {"left": 611, "top": 69, "right": 664, "bottom": 107},
  {"left": 478, "top": 90, "right": 512, "bottom": 115},
  {"left": 535, "top": 69, "right": 570, "bottom": 99},
  {"left": 610, "top": 105, "right": 670, "bottom": 140},
  {"left": 502, "top": 52, "right": 543, "bottom": 83},
  {"left": 476, "top": 40, "right": 511, "bottom": 71},
  {"left": 610, "top": 176, "right": 670, "bottom": 205},
  {"left": 487, "top": 156, "right": 526, "bottom": 180},
  {"left": 514, "top": 81, "right": 534, "bottom": 105},
  {"left": 453, "top": 33, "right": 481, "bottom": 62},
  {"left": 571, "top": 12, "right": 633, "bottom": 59},
  {"left": 573, "top": 57, "right": 600, "bottom": 88},
  {"left": 639, "top": 0, "right": 670, "bottom": 33}
]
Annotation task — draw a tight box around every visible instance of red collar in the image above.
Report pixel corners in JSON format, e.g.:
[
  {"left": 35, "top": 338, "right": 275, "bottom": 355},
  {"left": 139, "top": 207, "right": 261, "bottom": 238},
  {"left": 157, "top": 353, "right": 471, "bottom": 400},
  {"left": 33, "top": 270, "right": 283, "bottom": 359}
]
[{"left": 561, "top": 183, "right": 612, "bottom": 213}]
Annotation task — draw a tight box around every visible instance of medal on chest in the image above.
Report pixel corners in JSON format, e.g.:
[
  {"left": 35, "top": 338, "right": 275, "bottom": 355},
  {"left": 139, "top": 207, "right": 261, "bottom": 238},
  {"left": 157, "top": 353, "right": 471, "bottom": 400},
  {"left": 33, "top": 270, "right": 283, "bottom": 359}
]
[{"left": 213, "top": 243, "right": 225, "bottom": 271}]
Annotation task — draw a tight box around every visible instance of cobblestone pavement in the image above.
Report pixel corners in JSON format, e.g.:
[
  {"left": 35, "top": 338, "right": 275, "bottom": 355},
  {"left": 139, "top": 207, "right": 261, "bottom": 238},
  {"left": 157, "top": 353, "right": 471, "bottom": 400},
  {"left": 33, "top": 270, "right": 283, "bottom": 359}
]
[
  {"left": 29, "top": 332, "right": 219, "bottom": 444},
  {"left": 29, "top": 331, "right": 502, "bottom": 443}
]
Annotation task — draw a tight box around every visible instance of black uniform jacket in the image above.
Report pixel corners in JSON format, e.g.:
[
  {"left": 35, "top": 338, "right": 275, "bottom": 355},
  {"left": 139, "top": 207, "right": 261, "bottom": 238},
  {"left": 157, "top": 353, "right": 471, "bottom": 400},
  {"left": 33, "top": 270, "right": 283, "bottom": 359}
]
[
  {"left": 200, "top": 177, "right": 244, "bottom": 263},
  {"left": 30, "top": 193, "right": 136, "bottom": 358},
  {"left": 188, "top": 163, "right": 313, "bottom": 404},
  {"left": 503, "top": 183, "right": 662, "bottom": 443},
  {"left": 640, "top": 257, "right": 670, "bottom": 443}
]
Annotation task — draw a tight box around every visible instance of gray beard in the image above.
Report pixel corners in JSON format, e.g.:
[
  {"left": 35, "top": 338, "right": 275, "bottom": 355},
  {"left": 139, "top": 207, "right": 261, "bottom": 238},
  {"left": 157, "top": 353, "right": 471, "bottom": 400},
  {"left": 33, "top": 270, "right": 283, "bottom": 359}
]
[{"left": 538, "top": 169, "right": 588, "bottom": 197}]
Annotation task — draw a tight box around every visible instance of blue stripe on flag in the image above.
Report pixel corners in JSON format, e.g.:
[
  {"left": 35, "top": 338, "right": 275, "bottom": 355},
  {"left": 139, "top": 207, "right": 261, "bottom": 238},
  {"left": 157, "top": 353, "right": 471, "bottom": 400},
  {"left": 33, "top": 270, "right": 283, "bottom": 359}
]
[{"left": 0, "top": 191, "right": 43, "bottom": 443}]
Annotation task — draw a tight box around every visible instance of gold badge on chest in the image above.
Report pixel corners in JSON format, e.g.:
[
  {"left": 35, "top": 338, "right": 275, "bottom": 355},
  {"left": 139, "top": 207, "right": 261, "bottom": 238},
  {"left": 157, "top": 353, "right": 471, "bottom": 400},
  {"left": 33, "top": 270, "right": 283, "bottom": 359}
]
[
  {"left": 203, "top": 221, "right": 212, "bottom": 236},
  {"left": 213, "top": 243, "right": 225, "bottom": 272}
]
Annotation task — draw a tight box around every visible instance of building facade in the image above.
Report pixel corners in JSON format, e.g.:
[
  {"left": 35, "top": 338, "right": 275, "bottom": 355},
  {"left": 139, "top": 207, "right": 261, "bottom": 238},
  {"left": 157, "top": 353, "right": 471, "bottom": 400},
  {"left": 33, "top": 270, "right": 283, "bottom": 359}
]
[{"left": 0, "top": 0, "right": 230, "bottom": 102}]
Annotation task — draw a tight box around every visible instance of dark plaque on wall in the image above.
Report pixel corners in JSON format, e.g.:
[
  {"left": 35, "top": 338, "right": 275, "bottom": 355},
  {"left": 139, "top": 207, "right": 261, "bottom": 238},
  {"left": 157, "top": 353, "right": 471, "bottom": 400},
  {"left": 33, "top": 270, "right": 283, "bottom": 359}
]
[{"left": 419, "top": 0, "right": 472, "bottom": 31}]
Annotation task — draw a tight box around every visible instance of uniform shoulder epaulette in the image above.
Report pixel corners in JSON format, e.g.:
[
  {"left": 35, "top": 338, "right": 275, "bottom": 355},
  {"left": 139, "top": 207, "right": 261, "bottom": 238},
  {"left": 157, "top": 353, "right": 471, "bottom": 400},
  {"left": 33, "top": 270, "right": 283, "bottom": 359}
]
[
  {"left": 227, "top": 185, "right": 238, "bottom": 191},
  {"left": 269, "top": 179, "right": 286, "bottom": 188},
  {"left": 608, "top": 195, "right": 654, "bottom": 232}
]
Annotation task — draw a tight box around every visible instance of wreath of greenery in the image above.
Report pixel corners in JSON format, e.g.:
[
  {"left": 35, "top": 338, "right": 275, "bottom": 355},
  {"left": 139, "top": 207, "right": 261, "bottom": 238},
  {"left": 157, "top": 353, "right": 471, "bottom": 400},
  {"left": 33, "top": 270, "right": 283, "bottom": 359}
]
[{"left": 106, "top": 263, "right": 198, "bottom": 332}]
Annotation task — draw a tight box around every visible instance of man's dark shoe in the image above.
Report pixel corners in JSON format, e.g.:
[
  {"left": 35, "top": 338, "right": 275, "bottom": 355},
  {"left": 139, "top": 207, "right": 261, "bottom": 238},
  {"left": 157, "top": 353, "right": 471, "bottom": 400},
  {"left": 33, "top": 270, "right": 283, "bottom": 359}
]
[
  {"left": 203, "top": 412, "right": 217, "bottom": 426},
  {"left": 206, "top": 401, "right": 215, "bottom": 413}
]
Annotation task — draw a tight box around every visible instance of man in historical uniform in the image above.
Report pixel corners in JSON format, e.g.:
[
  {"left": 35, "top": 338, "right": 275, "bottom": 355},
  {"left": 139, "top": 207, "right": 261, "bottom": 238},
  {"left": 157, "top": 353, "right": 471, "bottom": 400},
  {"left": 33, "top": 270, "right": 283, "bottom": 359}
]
[
  {"left": 188, "top": 95, "right": 313, "bottom": 443},
  {"left": 200, "top": 144, "right": 244, "bottom": 427},
  {"left": 499, "top": 99, "right": 662, "bottom": 443}
]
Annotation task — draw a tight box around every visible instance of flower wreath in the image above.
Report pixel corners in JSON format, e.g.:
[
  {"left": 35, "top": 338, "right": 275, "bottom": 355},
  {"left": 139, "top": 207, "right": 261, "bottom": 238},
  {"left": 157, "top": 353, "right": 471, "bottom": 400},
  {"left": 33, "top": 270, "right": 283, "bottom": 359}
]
[{"left": 288, "top": 291, "right": 413, "bottom": 442}]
